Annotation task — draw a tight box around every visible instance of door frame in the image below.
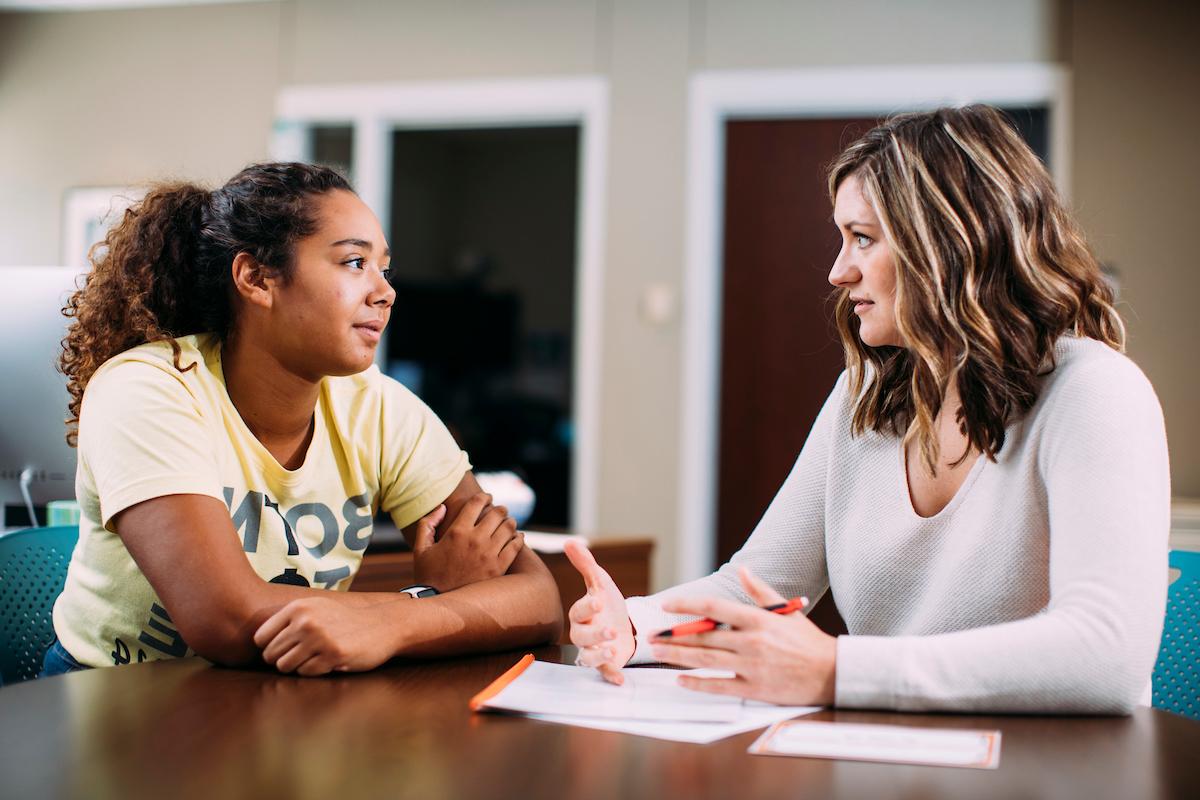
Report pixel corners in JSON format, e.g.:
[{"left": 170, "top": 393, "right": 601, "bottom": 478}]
[
  {"left": 677, "top": 64, "right": 1070, "bottom": 582},
  {"left": 271, "top": 77, "right": 609, "bottom": 536}
]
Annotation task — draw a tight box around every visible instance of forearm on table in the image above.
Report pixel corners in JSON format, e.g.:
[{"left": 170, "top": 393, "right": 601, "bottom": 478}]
[
  {"left": 834, "top": 603, "right": 1162, "bottom": 714},
  {"left": 377, "top": 546, "right": 563, "bottom": 659},
  {"left": 849, "top": 494, "right": 1168, "bottom": 714},
  {"left": 195, "top": 546, "right": 560, "bottom": 666},
  {"left": 196, "top": 582, "right": 413, "bottom": 665}
]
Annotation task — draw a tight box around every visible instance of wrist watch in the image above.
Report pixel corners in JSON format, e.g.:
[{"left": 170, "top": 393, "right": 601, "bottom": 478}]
[{"left": 398, "top": 584, "right": 439, "bottom": 599}]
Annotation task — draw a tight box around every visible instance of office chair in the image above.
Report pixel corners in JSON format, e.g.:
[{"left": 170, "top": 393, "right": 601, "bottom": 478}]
[
  {"left": 0, "top": 525, "right": 78, "bottom": 684},
  {"left": 1152, "top": 550, "right": 1200, "bottom": 720}
]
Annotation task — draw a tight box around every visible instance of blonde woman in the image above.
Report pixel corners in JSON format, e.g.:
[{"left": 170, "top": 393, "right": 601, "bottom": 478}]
[{"left": 565, "top": 105, "right": 1169, "bottom": 713}]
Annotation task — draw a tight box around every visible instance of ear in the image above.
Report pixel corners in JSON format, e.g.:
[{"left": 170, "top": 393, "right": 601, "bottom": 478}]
[{"left": 230, "top": 252, "right": 278, "bottom": 310}]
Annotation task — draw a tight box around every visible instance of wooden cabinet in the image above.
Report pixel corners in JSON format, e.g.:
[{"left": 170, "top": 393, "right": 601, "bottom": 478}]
[{"left": 352, "top": 538, "right": 654, "bottom": 643}]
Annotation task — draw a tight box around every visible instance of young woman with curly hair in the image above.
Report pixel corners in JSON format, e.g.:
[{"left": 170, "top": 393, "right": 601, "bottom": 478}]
[
  {"left": 45, "top": 162, "right": 562, "bottom": 676},
  {"left": 566, "top": 105, "right": 1169, "bottom": 713}
]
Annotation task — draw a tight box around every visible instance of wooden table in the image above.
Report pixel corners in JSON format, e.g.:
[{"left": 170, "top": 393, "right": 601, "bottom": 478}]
[{"left": 1, "top": 646, "right": 1197, "bottom": 800}]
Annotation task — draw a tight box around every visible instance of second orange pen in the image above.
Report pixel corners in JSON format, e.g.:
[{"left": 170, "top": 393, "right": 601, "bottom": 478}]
[{"left": 652, "top": 596, "right": 809, "bottom": 639}]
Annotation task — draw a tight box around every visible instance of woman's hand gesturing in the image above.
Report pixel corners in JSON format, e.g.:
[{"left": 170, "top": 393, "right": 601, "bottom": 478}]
[
  {"left": 563, "top": 540, "right": 635, "bottom": 685},
  {"left": 649, "top": 567, "right": 838, "bottom": 706}
]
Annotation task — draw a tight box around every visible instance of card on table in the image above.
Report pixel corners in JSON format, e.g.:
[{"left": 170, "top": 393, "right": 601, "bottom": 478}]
[{"left": 749, "top": 720, "right": 1002, "bottom": 769}]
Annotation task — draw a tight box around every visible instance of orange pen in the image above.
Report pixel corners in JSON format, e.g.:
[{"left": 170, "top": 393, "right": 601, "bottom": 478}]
[{"left": 652, "top": 596, "right": 809, "bottom": 638}]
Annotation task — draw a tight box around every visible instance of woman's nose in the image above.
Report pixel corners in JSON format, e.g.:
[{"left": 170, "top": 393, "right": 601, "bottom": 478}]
[
  {"left": 371, "top": 271, "right": 395, "bottom": 307},
  {"left": 828, "top": 248, "right": 859, "bottom": 288}
]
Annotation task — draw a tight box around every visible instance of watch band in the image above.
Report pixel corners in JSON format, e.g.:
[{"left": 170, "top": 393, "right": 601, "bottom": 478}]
[{"left": 398, "top": 585, "right": 439, "bottom": 599}]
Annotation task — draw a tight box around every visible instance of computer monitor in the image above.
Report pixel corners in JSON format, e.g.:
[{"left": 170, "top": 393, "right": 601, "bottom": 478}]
[{"left": 0, "top": 267, "right": 85, "bottom": 527}]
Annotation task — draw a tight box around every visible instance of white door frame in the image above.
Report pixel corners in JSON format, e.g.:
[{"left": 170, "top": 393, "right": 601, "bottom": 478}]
[
  {"left": 271, "top": 77, "right": 609, "bottom": 536},
  {"left": 677, "top": 64, "right": 1070, "bottom": 582}
]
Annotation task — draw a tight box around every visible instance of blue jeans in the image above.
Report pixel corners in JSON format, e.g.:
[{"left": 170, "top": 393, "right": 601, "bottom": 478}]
[{"left": 38, "top": 639, "right": 90, "bottom": 678}]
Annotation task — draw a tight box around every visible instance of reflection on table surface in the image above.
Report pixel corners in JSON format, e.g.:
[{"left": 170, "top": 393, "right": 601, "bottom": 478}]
[{"left": 1, "top": 645, "right": 1197, "bottom": 800}]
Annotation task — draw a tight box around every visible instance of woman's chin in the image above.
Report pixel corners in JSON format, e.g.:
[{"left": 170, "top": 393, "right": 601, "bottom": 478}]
[
  {"left": 346, "top": 355, "right": 377, "bottom": 375},
  {"left": 322, "top": 351, "right": 377, "bottom": 377},
  {"left": 858, "top": 328, "right": 902, "bottom": 349}
]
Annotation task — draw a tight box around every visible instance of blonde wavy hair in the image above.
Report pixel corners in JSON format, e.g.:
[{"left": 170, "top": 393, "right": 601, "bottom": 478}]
[{"left": 828, "top": 105, "right": 1124, "bottom": 473}]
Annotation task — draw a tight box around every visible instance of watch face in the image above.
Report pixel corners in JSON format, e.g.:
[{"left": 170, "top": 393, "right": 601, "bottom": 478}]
[{"left": 401, "top": 585, "right": 439, "bottom": 598}]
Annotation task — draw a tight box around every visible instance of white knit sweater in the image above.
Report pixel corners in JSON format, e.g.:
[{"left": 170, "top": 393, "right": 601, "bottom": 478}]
[{"left": 627, "top": 337, "right": 1170, "bottom": 713}]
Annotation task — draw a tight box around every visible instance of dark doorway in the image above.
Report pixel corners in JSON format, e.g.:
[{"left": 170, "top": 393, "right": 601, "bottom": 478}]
[
  {"left": 716, "top": 107, "right": 1050, "bottom": 567},
  {"left": 384, "top": 126, "right": 579, "bottom": 528}
]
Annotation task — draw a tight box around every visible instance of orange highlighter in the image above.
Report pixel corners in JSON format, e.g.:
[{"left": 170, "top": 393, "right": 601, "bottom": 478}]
[{"left": 653, "top": 596, "right": 809, "bottom": 638}]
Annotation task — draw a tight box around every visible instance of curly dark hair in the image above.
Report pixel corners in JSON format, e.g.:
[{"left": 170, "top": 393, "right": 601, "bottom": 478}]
[{"left": 60, "top": 162, "right": 353, "bottom": 445}]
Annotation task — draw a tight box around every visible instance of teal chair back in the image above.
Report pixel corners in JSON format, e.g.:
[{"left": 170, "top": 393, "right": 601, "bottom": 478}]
[
  {"left": 0, "top": 525, "right": 79, "bottom": 684},
  {"left": 1153, "top": 550, "right": 1200, "bottom": 720}
]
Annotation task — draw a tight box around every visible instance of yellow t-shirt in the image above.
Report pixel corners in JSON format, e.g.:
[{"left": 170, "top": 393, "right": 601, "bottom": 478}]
[{"left": 53, "top": 333, "right": 469, "bottom": 668}]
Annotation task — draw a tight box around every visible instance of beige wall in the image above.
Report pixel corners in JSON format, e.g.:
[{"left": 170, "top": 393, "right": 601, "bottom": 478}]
[
  {"left": 0, "top": 3, "right": 282, "bottom": 266},
  {"left": 1067, "top": 0, "right": 1200, "bottom": 501},
  {"left": 8, "top": 0, "right": 1185, "bottom": 590},
  {"left": 698, "top": 0, "right": 1054, "bottom": 66}
]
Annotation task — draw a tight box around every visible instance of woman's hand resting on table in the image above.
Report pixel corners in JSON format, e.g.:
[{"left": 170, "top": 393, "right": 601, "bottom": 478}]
[
  {"left": 563, "top": 540, "right": 636, "bottom": 685},
  {"left": 649, "top": 567, "right": 838, "bottom": 706}
]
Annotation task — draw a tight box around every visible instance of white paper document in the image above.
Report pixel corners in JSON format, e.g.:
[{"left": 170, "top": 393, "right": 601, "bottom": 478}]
[
  {"left": 528, "top": 701, "right": 821, "bottom": 744},
  {"left": 750, "top": 720, "right": 1002, "bottom": 769},
  {"left": 480, "top": 660, "right": 746, "bottom": 721},
  {"left": 472, "top": 658, "right": 820, "bottom": 742}
]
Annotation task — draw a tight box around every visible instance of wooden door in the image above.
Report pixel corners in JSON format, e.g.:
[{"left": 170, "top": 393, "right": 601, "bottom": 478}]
[{"left": 716, "top": 117, "right": 879, "bottom": 567}]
